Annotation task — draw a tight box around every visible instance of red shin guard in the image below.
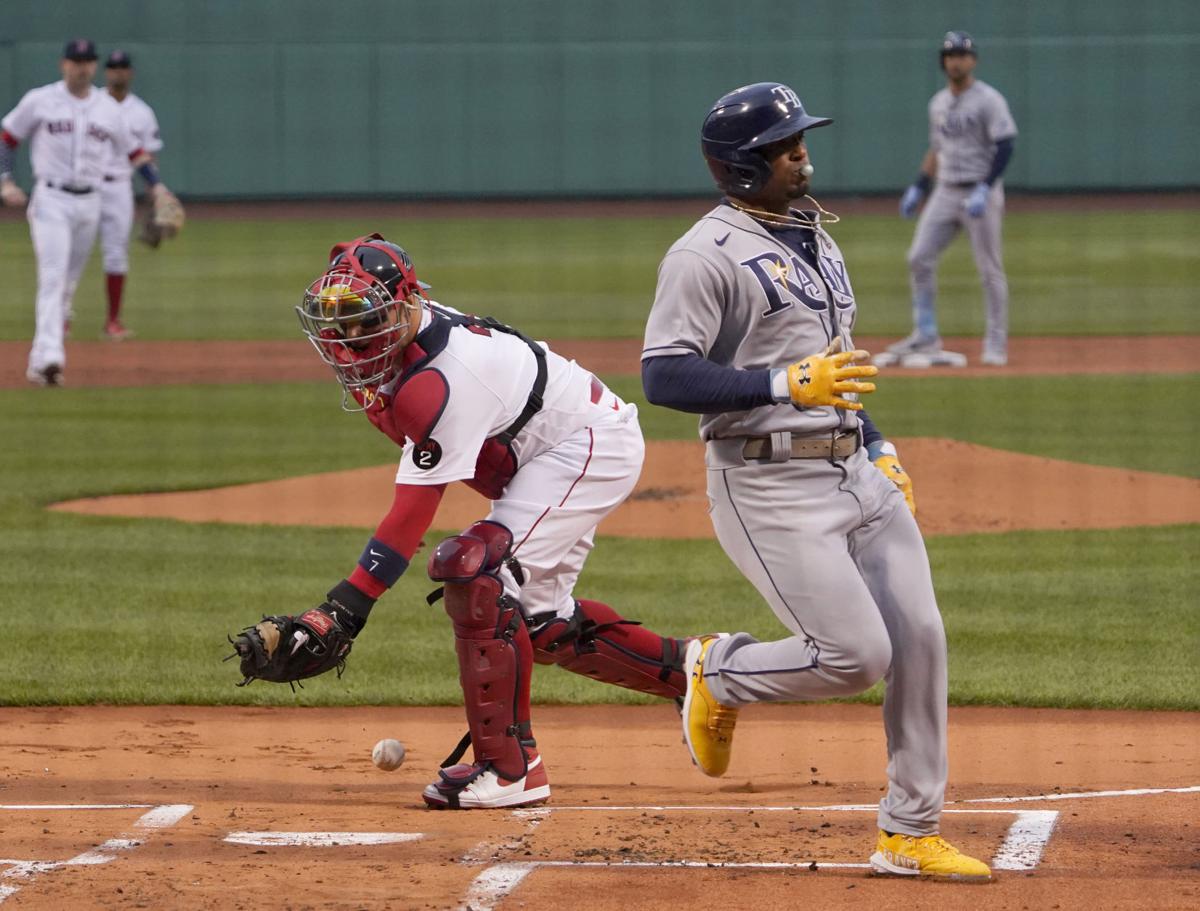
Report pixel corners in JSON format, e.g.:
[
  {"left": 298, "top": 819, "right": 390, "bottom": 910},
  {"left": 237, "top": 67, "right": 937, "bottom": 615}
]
[
  {"left": 530, "top": 599, "right": 687, "bottom": 700},
  {"left": 428, "top": 521, "right": 533, "bottom": 782}
]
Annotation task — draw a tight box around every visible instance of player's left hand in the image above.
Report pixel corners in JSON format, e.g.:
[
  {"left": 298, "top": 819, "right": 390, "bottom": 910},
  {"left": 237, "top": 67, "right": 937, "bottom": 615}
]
[
  {"left": 964, "top": 181, "right": 989, "bottom": 218},
  {"left": 872, "top": 446, "right": 916, "bottom": 516},
  {"left": 0, "top": 180, "right": 27, "bottom": 208},
  {"left": 225, "top": 601, "right": 359, "bottom": 687},
  {"left": 150, "top": 183, "right": 186, "bottom": 239}
]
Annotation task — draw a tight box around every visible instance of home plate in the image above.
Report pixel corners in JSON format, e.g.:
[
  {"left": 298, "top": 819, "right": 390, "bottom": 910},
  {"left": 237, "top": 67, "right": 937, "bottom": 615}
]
[{"left": 224, "top": 831, "right": 424, "bottom": 847}]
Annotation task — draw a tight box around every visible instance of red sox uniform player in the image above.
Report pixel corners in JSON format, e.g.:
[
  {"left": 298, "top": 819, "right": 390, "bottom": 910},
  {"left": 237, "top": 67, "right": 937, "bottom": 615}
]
[
  {"left": 98, "top": 49, "right": 163, "bottom": 341},
  {"left": 292, "top": 234, "right": 689, "bottom": 809},
  {"left": 0, "top": 39, "right": 177, "bottom": 386}
]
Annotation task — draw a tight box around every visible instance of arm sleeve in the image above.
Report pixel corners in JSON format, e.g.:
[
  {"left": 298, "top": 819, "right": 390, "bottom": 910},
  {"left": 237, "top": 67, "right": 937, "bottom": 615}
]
[
  {"left": 858, "top": 408, "right": 884, "bottom": 450},
  {"left": 347, "top": 482, "right": 446, "bottom": 597},
  {"left": 642, "top": 353, "right": 774, "bottom": 414},
  {"left": 0, "top": 133, "right": 16, "bottom": 177},
  {"left": 642, "top": 249, "right": 727, "bottom": 360},
  {"left": 983, "top": 137, "right": 1015, "bottom": 185}
]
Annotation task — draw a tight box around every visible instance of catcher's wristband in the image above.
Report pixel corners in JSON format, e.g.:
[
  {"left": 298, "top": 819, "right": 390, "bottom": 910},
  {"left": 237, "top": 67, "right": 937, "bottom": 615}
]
[{"left": 327, "top": 579, "right": 376, "bottom": 634}]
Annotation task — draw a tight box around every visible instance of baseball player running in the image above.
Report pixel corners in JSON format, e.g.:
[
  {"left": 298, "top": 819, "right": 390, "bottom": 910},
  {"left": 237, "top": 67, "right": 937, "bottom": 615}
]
[
  {"left": 229, "top": 234, "right": 689, "bottom": 809},
  {"left": 97, "top": 49, "right": 163, "bottom": 341},
  {"left": 1, "top": 39, "right": 182, "bottom": 386},
  {"left": 642, "top": 82, "right": 991, "bottom": 881},
  {"left": 885, "top": 31, "right": 1018, "bottom": 368}
]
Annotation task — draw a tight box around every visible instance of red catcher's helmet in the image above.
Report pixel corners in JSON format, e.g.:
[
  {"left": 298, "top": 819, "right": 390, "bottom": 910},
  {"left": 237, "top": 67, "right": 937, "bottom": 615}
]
[{"left": 297, "top": 234, "right": 428, "bottom": 410}]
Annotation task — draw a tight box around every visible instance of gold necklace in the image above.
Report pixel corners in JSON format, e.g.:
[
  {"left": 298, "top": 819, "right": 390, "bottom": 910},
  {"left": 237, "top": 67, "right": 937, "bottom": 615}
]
[{"left": 725, "top": 195, "right": 841, "bottom": 230}]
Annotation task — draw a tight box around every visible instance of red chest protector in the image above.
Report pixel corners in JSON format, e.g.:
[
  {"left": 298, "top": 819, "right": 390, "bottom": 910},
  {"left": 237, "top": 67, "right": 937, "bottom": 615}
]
[{"left": 353, "top": 308, "right": 547, "bottom": 501}]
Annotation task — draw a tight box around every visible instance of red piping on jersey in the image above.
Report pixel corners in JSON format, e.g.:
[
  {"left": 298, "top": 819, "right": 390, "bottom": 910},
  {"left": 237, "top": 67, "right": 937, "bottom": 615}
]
[
  {"left": 1, "top": 130, "right": 18, "bottom": 148},
  {"left": 513, "top": 428, "right": 595, "bottom": 555},
  {"left": 126, "top": 147, "right": 144, "bottom": 161}
]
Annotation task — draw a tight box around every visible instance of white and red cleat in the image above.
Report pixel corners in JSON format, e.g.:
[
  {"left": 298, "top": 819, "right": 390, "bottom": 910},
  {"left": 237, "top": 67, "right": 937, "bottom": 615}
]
[
  {"left": 104, "top": 319, "right": 133, "bottom": 341},
  {"left": 422, "top": 752, "right": 550, "bottom": 810}
]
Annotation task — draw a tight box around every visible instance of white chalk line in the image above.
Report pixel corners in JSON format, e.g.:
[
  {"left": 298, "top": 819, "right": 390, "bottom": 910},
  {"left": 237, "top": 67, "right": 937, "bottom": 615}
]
[
  {"left": 456, "top": 809, "right": 550, "bottom": 910},
  {"left": 0, "top": 803, "right": 191, "bottom": 906},
  {"left": 224, "top": 831, "right": 424, "bottom": 847},
  {"left": 959, "top": 784, "right": 1200, "bottom": 804},
  {"left": 0, "top": 804, "right": 153, "bottom": 810}
]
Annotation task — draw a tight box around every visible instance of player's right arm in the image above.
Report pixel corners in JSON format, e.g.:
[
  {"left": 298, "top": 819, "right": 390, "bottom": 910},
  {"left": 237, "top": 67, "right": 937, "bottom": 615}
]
[
  {"left": 0, "top": 89, "right": 40, "bottom": 207},
  {"left": 900, "top": 148, "right": 937, "bottom": 218},
  {"left": 319, "top": 481, "right": 447, "bottom": 637}
]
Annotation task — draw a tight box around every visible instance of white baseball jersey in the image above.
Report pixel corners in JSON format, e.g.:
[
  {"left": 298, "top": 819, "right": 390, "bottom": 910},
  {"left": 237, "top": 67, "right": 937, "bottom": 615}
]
[
  {"left": 928, "top": 79, "right": 1017, "bottom": 184},
  {"left": 1, "top": 81, "right": 140, "bottom": 186},
  {"left": 386, "top": 302, "right": 623, "bottom": 486},
  {"left": 104, "top": 91, "right": 162, "bottom": 179}
]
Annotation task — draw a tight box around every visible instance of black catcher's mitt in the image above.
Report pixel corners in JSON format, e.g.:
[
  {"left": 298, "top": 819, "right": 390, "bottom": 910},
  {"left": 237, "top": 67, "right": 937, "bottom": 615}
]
[{"left": 227, "top": 604, "right": 355, "bottom": 687}]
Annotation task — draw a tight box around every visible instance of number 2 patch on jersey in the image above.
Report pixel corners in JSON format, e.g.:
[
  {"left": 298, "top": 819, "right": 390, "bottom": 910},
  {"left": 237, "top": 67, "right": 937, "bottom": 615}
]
[{"left": 413, "top": 439, "right": 443, "bottom": 470}]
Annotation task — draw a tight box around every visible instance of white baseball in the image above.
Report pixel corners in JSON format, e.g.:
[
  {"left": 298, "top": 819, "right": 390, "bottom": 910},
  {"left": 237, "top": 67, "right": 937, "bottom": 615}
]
[{"left": 371, "top": 738, "right": 406, "bottom": 771}]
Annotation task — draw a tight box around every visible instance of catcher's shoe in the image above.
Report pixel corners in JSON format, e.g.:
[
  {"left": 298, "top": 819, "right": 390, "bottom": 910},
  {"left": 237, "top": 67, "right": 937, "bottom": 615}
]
[
  {"left": 422, "top": 751, "right": 550, "bottom": 810},
  {"left": 682, "top": 635, "right": 739, "bottom": 777},
  {"left": 869, "top": 829, "right": 993, "bottom": 882}
]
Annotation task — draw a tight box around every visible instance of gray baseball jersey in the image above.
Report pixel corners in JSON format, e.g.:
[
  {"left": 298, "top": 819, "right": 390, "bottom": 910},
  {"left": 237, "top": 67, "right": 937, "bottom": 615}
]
[
  {"left": 928, "top": 79, "right": 1017, "bottom": 184},
  {"left": 646, "top": 203, "right": 952, "bottom": 836},
  {"left": 643, "top": 204, "right": 860, "bottom": 466}
]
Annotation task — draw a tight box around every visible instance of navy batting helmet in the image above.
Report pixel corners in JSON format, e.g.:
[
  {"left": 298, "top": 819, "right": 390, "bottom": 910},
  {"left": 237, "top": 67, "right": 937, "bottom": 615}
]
[
  {"left": 701, "top": 82, "right": 832, "bottom": 196},
  {"left": 940, "top": 31, "right": 977, "bottom": 68}
]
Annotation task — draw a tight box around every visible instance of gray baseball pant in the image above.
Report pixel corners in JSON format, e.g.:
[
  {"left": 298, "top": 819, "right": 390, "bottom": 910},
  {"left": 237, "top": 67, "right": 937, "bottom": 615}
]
[
  {"left": 702, "top": 448, "right": 949, "bottom": 836},
  {"left": 907, "top": 181, "right": 1009, "bottom": 355}
]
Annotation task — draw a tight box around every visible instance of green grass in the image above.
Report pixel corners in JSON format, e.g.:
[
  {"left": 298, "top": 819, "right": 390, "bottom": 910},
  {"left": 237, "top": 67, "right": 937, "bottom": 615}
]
[
  {"left": 1, "top": 208, "right": 1197, "bottom": 341},
  {"left": 0, "top": 376, "right": 1195, "bottom": 708}
]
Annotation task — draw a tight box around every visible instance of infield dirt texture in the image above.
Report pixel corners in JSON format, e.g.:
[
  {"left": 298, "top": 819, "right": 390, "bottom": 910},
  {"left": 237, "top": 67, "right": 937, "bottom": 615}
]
[{"left": 0, "top": 197, "right": 1197, "bottom": 908}]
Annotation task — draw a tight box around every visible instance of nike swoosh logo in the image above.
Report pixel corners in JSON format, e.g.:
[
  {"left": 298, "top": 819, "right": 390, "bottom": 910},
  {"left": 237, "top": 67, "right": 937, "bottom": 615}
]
[
  {"left": 369, "top": 549, "right": 385, "bottom": 558},
  {"left": 715, "top": 233, "right": 730, "bottom": 246}
]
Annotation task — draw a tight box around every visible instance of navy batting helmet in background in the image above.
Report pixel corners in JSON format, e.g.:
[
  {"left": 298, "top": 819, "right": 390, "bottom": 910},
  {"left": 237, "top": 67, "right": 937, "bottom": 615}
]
[
  {"left": 700, "top": 82, "right": 832, "bottom": 196},
  {"left": 940, "top": 30, "right": 977, "bottom": 69}
]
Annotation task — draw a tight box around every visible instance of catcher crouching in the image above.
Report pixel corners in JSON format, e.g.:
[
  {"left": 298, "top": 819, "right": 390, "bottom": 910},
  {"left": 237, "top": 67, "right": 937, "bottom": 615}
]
[{"left": 229, "top": 234, "right": 694, "bottom": 809}]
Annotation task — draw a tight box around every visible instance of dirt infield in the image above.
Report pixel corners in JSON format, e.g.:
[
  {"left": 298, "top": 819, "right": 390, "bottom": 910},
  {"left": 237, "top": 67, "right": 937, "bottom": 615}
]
[
  {"left": 52, "top": 436, "right": 1200, "bottom": 538},
  {"left": 1, "top": 704, "right": 1197, "bottom": 909},
  {"left": 2, "top": 334, "right": 1198, "bottom": 389}
]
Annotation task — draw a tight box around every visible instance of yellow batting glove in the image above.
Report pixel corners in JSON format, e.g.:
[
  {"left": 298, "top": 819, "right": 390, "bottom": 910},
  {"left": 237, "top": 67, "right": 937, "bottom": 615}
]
[
  {"left": 873, "top": 448, "right": 916, "bottom": 516},
  {"left": 785, "top": 339, "right": 878, "bottom": 411}
]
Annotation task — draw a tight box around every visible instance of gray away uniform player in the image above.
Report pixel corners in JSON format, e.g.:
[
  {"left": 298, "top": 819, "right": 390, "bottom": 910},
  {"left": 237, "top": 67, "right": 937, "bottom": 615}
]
[
  {"left": 884, "top": 31, "right": 1017, "bottom": 368},
  {"left": 642, "top": 82, "right": 991, "bottom": 882}
]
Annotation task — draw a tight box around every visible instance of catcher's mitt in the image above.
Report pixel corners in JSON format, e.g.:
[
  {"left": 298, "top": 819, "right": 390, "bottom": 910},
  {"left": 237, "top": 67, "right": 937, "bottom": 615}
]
[
  {"left": 226, "top": 604, "right": 355, "bottom": 687},
  {"left": 138, "top": 187, "right": 185, "bottom": 248}
]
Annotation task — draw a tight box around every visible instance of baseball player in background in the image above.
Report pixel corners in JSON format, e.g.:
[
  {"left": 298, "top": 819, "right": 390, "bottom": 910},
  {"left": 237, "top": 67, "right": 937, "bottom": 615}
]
[
  {"left": 642, "top": 82, "right": 991, "bottom": 881},
  {"left": 97, "top": 49, "right": 163, "bottom": 341},
  {"left": 884, "top": 31, "right": 1018, "bottom": 368},
  {"left": 245, "top": 234, "right": 690, "bottom": 809},
  {"left": 1, "top": 38, "right": 181, "bottom": 386}
]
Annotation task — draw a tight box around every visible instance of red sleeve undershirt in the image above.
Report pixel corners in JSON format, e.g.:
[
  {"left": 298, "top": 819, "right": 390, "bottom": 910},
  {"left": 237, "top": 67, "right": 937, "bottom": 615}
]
[{"left": 347, "top": 482, "right": 445, "bottom": 598}]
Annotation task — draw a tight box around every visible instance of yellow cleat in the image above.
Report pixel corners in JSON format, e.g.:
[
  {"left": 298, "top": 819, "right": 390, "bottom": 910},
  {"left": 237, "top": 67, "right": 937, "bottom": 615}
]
[
  {"left": 869, "top": 829, "right": 993, "bottom": 883},
  {"left": 681, "top": 636, "right": 739, "bottom": 777}
]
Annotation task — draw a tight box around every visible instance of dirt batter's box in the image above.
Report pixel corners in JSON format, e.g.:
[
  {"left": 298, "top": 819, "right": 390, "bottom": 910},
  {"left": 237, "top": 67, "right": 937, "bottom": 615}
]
[{"left": 0, "top": 803, "right": 190, "bottom": 904}]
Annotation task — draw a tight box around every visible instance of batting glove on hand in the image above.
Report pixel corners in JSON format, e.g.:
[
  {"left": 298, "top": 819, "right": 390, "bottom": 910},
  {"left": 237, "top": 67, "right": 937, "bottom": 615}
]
[
  {"left": 785, "top": 339, "right": 878, "bottom": 412},
  {"left": 872, "top": 444, "right": 916, "bottom": 517},
  {"left": 964, "top": 181, "right": 989, "bottom": 218},
  {"left": 899, "top": 184, "right": 925, "bottom": 219}
]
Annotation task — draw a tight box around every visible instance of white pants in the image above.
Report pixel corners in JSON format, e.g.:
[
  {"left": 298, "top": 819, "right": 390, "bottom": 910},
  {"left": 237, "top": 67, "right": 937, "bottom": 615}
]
[
  {"left": 99, "top": 177, "right": 135, "bottom": 274},
  {"left": 489, "top": 402, "right": 644, "bottom": 621},
  {"left": 27, "top": 184, "right": 101, "bottom": 372}
]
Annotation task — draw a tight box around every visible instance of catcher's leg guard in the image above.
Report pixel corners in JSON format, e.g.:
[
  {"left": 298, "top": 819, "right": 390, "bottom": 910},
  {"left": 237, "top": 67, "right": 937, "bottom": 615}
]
[
  {"left": 530, "top": 599, "right": 687, "bottom": 700},
  {"left": 423, "top": 521, "right": 548, "bottom": 810}
]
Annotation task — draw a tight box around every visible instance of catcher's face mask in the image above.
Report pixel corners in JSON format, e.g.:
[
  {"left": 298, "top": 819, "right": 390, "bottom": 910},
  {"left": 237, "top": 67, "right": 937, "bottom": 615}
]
[{"left": 298, "top": 269, "right": 416, "bottom": 411}]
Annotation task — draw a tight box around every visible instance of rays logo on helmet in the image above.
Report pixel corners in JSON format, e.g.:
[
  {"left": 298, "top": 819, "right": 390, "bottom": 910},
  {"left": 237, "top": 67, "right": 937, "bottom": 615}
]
[{"left": 771, "top": 85, "right": 801, "bottom": 110}]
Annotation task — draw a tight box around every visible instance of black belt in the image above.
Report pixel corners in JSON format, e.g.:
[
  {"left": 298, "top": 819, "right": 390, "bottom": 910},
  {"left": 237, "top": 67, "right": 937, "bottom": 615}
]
[
  {"left": 43, "top": 180, "right": 95, "bottom": 195},
  {"left": 103, "top": 175, "right": 118, "bottom": 182},
  {"left": 944, "top": 180, "right": 979, "bottom": 189}
]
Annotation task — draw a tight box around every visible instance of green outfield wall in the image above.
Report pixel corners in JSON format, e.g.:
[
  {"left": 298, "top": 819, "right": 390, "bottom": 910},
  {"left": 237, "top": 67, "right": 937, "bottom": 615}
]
[{"left": 1, "top": 0, "right": 1196, "bottom": 197}]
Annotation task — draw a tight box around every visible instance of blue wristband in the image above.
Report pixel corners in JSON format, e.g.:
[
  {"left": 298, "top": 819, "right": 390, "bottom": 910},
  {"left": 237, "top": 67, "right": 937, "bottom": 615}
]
[
  {"left": 136, "top": 160, "right": 160, "bottom": 187},
  {"left": 357, "top": 537, "right": 409, "bottom": 587}
]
